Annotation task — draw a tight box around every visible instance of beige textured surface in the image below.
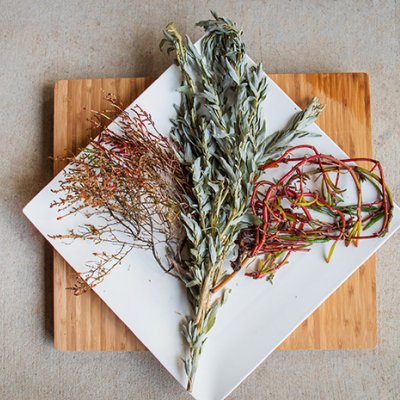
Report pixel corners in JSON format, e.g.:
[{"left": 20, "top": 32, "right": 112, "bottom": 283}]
[{"left": 1, "top": 1, "right": 399, "bottom": 399}]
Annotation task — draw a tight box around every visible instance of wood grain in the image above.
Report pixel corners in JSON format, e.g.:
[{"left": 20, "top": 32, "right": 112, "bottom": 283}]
[{"left": 53, "top": 73, "right": 376, "bottom": 351}]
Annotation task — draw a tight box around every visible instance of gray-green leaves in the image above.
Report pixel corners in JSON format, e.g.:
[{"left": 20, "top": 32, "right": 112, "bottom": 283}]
[
  {"left": 161, "top": 12, "right": 268, "bottom": 392},
  {"left": 161, "top": 12, "right": 324, "bottom": 392},
  {"left": 263, "top": 97, "right": 325, "bottom": 159}
]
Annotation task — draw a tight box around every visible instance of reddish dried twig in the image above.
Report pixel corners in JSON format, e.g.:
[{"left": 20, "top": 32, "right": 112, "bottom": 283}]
[
  {"left": 213, "top": 145, "right": 393, "bottom": 288},
  {"left": 50, "top": 98, "right": 190, "bottom": 294}
]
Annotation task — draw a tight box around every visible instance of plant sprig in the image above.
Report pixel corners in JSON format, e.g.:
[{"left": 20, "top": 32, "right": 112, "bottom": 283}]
[
  {"left": 242, "top": 145, "right": 393, "bottom": 281},
  {"left": 161, "top": 12, "right": 325, "bottom": 391},
  {"left": 50, "top": 99, "right": 188, "bottom": 294}
]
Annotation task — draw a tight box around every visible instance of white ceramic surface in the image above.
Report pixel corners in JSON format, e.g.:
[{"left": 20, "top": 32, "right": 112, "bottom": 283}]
[{"left": 23, "top": 53, "right": 400, "bottom": 400}]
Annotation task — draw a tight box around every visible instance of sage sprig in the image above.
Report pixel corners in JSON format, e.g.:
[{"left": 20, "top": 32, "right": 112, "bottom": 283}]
[
  {"left": 263, "top": 96, "right": 325, "bottom": 158},
  {"left": 161, "top": 13, "right": 270, "bottom": 391},
  {"left": 161, "top": 12, "right": 327, "bottom": 391}
]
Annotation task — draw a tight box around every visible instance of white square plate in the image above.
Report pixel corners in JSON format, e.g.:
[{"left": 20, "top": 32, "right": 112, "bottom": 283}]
[{"left": 24, "top": 52, "right": 400, "bottom": 400}]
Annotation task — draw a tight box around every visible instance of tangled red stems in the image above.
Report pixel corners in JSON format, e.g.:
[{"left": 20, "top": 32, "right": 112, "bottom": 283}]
[{"left": 213, "top": 144, "right": 393, "bottom": 289}]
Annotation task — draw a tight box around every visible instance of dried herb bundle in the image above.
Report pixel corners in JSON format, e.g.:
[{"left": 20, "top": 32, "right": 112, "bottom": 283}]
[
  {"left": 247, "top": 145, "right": 393, "bottom": 277},
  {"left": 51, "top": 97, "right": 188, "bottom": 294},
  {"left": 161, "top": 13, "right": 324, "bottom": 391},
  {"left": 214, "top": 145, "right": 394, "bottom": 287}
]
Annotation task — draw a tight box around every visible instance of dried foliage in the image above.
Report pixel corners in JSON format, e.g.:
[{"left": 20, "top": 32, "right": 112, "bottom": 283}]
[
  {"left": 213, "top": 145, "right": 394, "bottom": 289},
  {"left": 50, "top": 97, "right": 189, "bottom": 294},
  {"left": 161, "top": 12, "right": 324, "bottom": 391},
  {"left": 248, "top": 145, "right": 393, "bottom": 275}
]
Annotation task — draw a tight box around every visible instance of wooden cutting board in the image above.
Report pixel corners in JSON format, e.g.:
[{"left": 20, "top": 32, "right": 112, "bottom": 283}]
[{"left": 53, "top": 73, "right": 376, "bottom": 351}]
